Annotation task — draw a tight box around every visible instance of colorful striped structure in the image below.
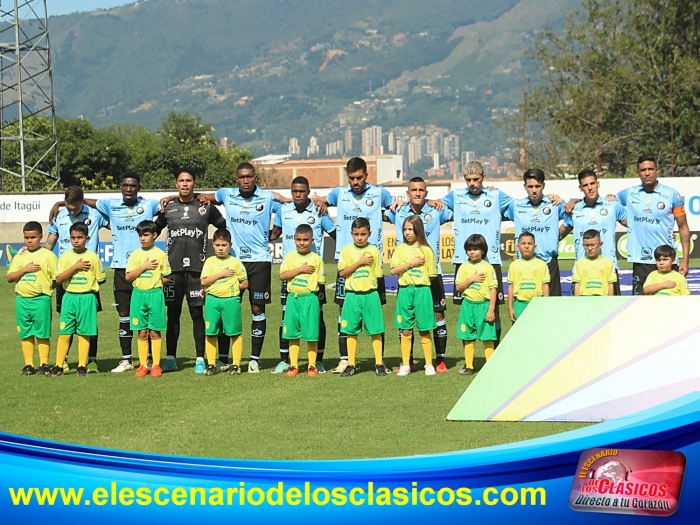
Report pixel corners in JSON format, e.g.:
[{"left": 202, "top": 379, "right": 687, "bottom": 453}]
[{"left": 447, "top": 296, "right": 700, "bottom": 422}]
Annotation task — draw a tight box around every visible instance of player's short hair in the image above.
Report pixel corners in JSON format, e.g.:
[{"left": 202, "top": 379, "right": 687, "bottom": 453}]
[
  {"left": 654, "top": 244, "right": 676, "bottom": 260},
  {"left": 212, "top": 229, "right": 231, "bottom": 243},
  {"left": 518, "top": 231, "right": 536, "bottom": 243},
  {"left": 464, "top": 233, "right": 488, "bottom": 257},
  {"left": 236, "top": 162, "right": 256, "bottom": 173},
  {"left": 408, "top": 176, "right": 425, "bottom": 185},
  {"left": 346, "top": 157, "right": 367, "bottom": 175},
  {"left": 69, "top": 222, "right": 89, "bottom": 236},
  {"left": 582, "top": 229, "right": 601, "bottom": 241},
  {"left": 136, "top": 220, "right": 157, "bottom": 235},
  {"left": 463, "top": 161, "right": 484, "bottom": 176},
  {"left": 637, "top": 154, "right": 657, "bottom": 168},
  {"left": 23, "top": 221, "right": 42, "bottom": 235},
  {"left": 64, "top": 186, "right": 84, "bottom": 204},
  {"left": 175, "top": 168, "right": 197, "bottom": 180},
  {"left": 121, "top": 171, "right": 140, "bottom": 184},
  {"left": 295, "top": 224, "right": 313, "bottom": 237},
  {"left": 577, "top": 169, "right": 597, "bottom": 183},
  {"left": 523, "top": 168, "right": 545, "bottom": 184},
  {"left": 291, "top": 176, "right": 310, "bottom": 188},
  {"left": 351, "top": 217, "right": 371, "bottom": 231}
]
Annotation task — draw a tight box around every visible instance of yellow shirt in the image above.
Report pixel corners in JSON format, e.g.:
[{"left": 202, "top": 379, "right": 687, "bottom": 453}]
[
  {"left": 126, "top": 246, "right": 171, "bottom": 290},
  {"left": 201, "top": 255, "right": 248, "bottom": 298},
  {"left": 280, "top": 251, "right": 325, "bottom": 294},
  {"left": 57, "top": 249, "right": 105, "bottom": 293},
  {"left": 572, "top": 255, "right": 617, "bottom": 296},
  {"left": 8, "top": 247, "right": 57, "bottom": 298},
  {"left": 455, "top": 260, "right": 497, "bottom": 302},
  {"left": 391, "top": 243, "right": 437, "bottom": 287},
  {"left": 644, "top": 270, "right": 690, "bottom": 296},
  {"left": 507, "top": 257, "right": 550, "bottom": 301},
  {"left": 338, "top": 244, "right": 383, "bottom": 292}
]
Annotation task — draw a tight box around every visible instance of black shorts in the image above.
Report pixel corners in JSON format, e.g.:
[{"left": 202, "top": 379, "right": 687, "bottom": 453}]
[
  {"left": 113, "top": 268, "right": 133, "bottom": 312},
  {"left": 453, "top": 263, "right": 505, "bottom": 306},
  {"left": 632, "top": 263, "right": 656, "bottom": 296},
  {"left": 164, "top": 271, "right": 204, "bottom": 307},
  {"left": 57, "top": 285, "right": 103, "bottom": 313},
  {"left": 547, "top": 256, "right": 562, "bottom": 297},
  {"left": 613, "top": 269, "right": 621, "bottom": 296},
  {"left": 430, "top": 275, "right": 447, "bottom": 312},
  {"left": 334, "top": 273, "right": 386, "bottom": 306},
  {"left": 243, "top": 262, "right": 272, "bottom": 305}
]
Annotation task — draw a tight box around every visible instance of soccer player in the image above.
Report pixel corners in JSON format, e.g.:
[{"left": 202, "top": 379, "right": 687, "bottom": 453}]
[
  {"left": 155, "top": 169, "right": 227, "bottom": 374},
  {"left": 507, "top": 232, "right": 550, "bottom": 322},
  {"left": 196, "top": 162, "right": 282, "bottom": 373},
  {"left": 643, "top": 245, "right": 691, "bottom": 296},
  {"left": 572, "top": 230, "right": 617, "bottom": 296},
  {"left": 125, "top": 220, "right": 172, "bottom": 378},
  {"left": 7, "top": 222, "right": 58, "bottom": 376},
  {"left": 503, "top": 169, "right": 566, "bottom": 296},
  {"left": 270, "top": 176, "right": 335, "bottom": 373},
  {"left": 52, "top": 222, "right": 106, "bottom": 377},
  {"left": 454, "top": 234, "right": 497, "bottom": 375},
  {"left": 313, "top": 157, "right": 396, "bottom": 374},
  {"left": 618, "top": 155, "right": 690, "bottom": 295},
  {"left": 385, "top": 177, "right": 453, "bottom": 372},
  {"left": 390, "top": 215, "right": 438, "bottom": 377},
  {"left": 200, "top": 229, "right": 249, "bottom": 376},
  {"left": 45, "top": 186, "right": 108, "bottom": 371},
  {"left": 337, "top": 218, "right": 385, "bottom": 377},
  {"left": 279, "top": 224, "right": 326, "bottom": 377}
]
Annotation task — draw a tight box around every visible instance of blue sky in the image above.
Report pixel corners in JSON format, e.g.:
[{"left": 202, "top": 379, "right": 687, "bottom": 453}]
[{"left": 48, "top": 1, "right": 133, "bottom": 16}]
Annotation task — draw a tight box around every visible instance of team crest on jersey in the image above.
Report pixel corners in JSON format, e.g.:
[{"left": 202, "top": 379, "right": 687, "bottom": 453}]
[
  {"left": 199, "top": 206, "right": 207, "bottom": 215},
  {"left": 84, "top": 218, "right": 92, "bottom": 226},
  {"left": 600, "top": 208, "right": 608, "bottom": 216},
  {"left": 366, "top": 199, "right": 374, "bottom": 207},
  {"left": 256, "top": 204, "right": 264, "bottom": 211},
  {"left": 424, "top": 214, "right": 433, "bottom": 222},
  {"left": 307, "top": 217, "right": 316, "bottom": 224},
  {"left": 657, "top": 202, "right": 665, "bottom": 210},
  {"left": 136, "top": 207, "right": 144, "bottom": 215},
  {"left": 543, "top": 207, "right": 551, "bottom": 215},
  {"left": 483, "top": 200, "right": 492, "bottom": 208}
]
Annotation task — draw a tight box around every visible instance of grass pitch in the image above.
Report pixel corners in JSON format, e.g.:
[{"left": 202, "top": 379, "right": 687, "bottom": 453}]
[{"left": 0, "top": 263, "right": 589, "bottom": 460}]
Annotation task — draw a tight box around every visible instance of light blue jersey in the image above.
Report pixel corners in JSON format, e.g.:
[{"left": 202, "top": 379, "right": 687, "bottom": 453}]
[
  {"left": 215, "top": 186, "right": 282, "bottom": 262},
  {"left": 96, "top": 196, "right": 159, "bottom": 269},
  {"left": 563, "top": 197, "right": 627, "bottom": 269},
  {"left": 47, "top": 204, "right": 108, "bottom": 257},
  {"left": 618, "top": 183, "right": 684, "bottom": 264},
  {"left": 504, "top": 196, "right": 566, "bottom": 263},
  {"left": 326, "top": 184, "right": 394, "bottom": 260},
  {"left": 441, "top": 188, "right": 512, "bottom": 265},
  {"left": 273, "top": 201, "right": 336, "bottom": 257},
  {"left": 385, "top": 203, "right": 453, "bottom": 275}
]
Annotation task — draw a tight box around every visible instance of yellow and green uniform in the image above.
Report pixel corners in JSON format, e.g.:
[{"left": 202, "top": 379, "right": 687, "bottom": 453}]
[
  {"left": 455, "top": 260, "right": 497, "bottom": 341},
  {"left": 644, "top": 270, "right": 690, "bottom": 296},
  {"left": 57, "top": 249, "right": 105, "bottom": 336},
  {"left": 507, "top": 257, "right": 550, "bottom": 319},
  {"left": 338, "top": 244, "right": 384, "bottom": 336},
  {"left": 572, "top": 255, "right": 617, "bottom": 296},
  {"left": 391, "top": 243, "right": 437, "bottom": 331},
  {"left": 126, "top": 246, "right": 171, "bottom": 330},
  {"left": 280, "top": 251, "right": 325, "bottom": 342},
  {"left": 201, "top": 255, "right": 247, "bottom": 336},
  {"left": 9, "top": 247, "right": 57, "bottom": 339}
]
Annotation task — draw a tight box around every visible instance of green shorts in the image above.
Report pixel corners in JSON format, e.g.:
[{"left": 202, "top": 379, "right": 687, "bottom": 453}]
[
  {"left": 204, "top": 295, "right": 242, "bottom": 337},
  {"left": 283, "top": 293, "right": 320, "bottom": 342},
  {"left": 340, "top": 290, "right": 385, "bottom": 336},
  {"left": 395, "top": 286, "right": 436, "bottom": 332},
  {"left": 130, "top": 288, "right": 167, "bottom": 331},
  {"left": 15, "top": 295, "right": 52, "bottom": 340},
  {"left": 513, "top": 298, "right": 529, "bottom": 320},
  {"left": 59, "top": 292, "right": 98, "bottom": 336},
  {"left": 457, "top": 300, "right": 497, "bottom": 342}
]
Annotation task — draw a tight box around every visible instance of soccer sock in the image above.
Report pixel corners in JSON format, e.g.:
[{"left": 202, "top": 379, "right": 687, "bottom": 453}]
[
  {"left": 464, "top": 341, "right": 475, "bottom": 369},
  {"left": 151, "top": 335, "right": 162, "bottom": 366},
  {"left": 397, "top": 329, "right": 414, "bottom": 364},
  {"left": 307, "top": 342, "right": 318, "bottom": 369},
  {"left": 380, "top": 332, "right": 386, "bottom": 358},
  {"left": 21, "top": 337, "right": 35, "bottom": 367},
  {"left": 137, "top": 338, "right": 149, "bottom": 368},
  {"left": 289, "top": 339, "right": 300, "bottom": 368},
  {"left": 231, "top": 336, "right": 243, "bottom": 367},
  {"left": 55, "top": 336, "right": 71, "bottom": 367},
  {"left": 372, "top": 334, "right": 383, "bottom": 366},
  {"left": 484, "top": 341, "right": 495, "bottom": 361},
  {"left": 88, "top": 332, "right": 98, "bottom": 361},
  {"left": 119, "top": 316, "right": 133, "bottom": 360},
  {"left": 37, "top": 339, "right": 50, "bottom": 366},
  {"left": 279, "top": 308, "right": 290, "bottom": 363},
  {"left": 251, "top": 313, "right": 266, "bottom": 360},
  {"left": 347, "top": 335, "right": 358, "bottom": 366},
  {"left": 205, "top": 336, "right": 218, "bottom": 366},
  {"left": 166, "top": 300, "right": 182, "bottom": 358},
  {"left": 400, "top": 335, "right": 412, "bottom": 366},
  {"left": 338, "top": 317, "right": 348, "bottom": 360},
  {"left": 420, "top": 334, "right": 433, "bottom": 367},
  {"left": 434, "top": 319, "right": 447, "bottom": 363},
  {"left": 77, "top": 335, "right": 90, "bottom": 368},
  {"left": 317, "top": 312, "right": 326, "bottom": 363},
  {"left": 190, "top": 305, "right": 206, "bottom": 359},
  {"left": 218, "top": 334, "right": 230, "bottom": 363}
]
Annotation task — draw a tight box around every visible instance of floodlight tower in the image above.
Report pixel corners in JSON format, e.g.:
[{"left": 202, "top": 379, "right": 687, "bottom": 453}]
[{"left": 0, "top": 0, "right": 59, "bottom": 192}]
